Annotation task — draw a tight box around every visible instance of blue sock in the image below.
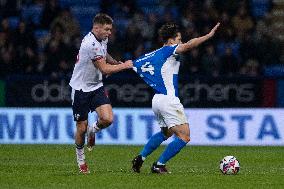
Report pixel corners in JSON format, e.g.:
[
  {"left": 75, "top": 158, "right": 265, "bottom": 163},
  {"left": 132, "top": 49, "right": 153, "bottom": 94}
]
[
  {"left": 140, "top": 132, "right": 167, "bottom": 158},
  {"left": 157, "top": 137, "right": 187, "bottom": 164}
]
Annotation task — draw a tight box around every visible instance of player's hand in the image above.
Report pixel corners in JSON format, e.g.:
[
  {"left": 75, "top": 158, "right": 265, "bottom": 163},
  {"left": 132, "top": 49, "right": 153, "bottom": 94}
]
[
  {"left": 207, "top": 22, "right": 220, "bottom": 38},
  {"left": 123, "top": 60, "right": 133, "bottom": 69}
]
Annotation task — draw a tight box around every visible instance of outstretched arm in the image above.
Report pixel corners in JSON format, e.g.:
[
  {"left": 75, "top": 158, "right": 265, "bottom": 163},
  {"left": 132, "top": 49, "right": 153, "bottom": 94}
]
[
  {"left": 175, "top": 23, "right": 220, "bottom": 54},
  {"left": 93, "top": 58, "right": 133, "bottom": 75}
]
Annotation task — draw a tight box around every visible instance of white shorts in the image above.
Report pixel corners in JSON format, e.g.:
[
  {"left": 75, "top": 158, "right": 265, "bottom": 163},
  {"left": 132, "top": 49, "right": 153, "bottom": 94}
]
[{"left": 152, "top": 94, "right": 188, "bottom": 128}]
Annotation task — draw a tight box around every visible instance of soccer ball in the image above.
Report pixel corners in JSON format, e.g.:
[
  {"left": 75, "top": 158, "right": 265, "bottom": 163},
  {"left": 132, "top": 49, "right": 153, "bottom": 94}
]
[{"left": 219, "top": 156, "right": 240, "bottom": 175}]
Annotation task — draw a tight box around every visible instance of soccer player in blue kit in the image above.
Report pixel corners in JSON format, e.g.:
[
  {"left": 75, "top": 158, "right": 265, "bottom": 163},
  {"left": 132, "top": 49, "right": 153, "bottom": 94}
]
[{"left": 131, "top": 22, "right": 220, "bottom": 173}]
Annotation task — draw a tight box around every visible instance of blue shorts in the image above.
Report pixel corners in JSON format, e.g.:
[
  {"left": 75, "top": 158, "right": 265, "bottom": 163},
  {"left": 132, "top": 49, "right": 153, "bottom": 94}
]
[{"left": 71, "top": 87, "right": 111, "bottom": 121}]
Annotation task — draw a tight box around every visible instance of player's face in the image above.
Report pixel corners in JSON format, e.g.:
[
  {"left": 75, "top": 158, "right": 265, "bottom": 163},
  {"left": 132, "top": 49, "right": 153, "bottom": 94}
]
[
  {"left": 172, "top": 32, "right": 182, "bottom": 44},
  {"left": 95, "top": 24, "right": 112, "bottom": 40}
]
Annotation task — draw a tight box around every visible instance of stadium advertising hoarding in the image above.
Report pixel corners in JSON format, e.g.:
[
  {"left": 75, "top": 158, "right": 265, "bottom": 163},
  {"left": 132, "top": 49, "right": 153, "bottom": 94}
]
[
  {"left": 6, "top": 79, "right": 71, "bottom": 107},
  {"left": 105, "top": 77, "right": 262, "bottom": 107},
  {"left": 0, "top": 108, "right": 283, "bottom": 146},
  {"left": 5, "top": 76, "right": 263, "bottom": 107}
]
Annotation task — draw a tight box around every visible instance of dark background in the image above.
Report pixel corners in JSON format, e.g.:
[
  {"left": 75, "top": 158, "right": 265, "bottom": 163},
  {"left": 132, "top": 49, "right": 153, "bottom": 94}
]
[{"left": 0, "top": 0, "right": 283, "bottom": 107}]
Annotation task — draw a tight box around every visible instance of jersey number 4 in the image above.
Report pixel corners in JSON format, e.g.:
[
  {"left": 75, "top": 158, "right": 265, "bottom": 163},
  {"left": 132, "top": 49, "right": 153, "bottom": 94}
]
[{"left": 141, "top": 62, "right": 154, "bottom": 75}]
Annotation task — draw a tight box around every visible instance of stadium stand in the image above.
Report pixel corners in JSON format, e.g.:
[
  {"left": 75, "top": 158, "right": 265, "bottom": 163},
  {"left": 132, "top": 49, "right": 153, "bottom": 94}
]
[
  {"left": 1, "top": 0, "right": 283, "bottom": 77},
  {"left": 0, "top": 0, "right": 283, "bottom": 79}
]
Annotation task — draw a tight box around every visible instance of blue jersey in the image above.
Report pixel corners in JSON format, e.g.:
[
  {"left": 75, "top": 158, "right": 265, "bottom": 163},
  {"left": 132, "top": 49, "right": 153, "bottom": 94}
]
[{"left": 133, "top": 45, "right": 180, "bottom": 96}]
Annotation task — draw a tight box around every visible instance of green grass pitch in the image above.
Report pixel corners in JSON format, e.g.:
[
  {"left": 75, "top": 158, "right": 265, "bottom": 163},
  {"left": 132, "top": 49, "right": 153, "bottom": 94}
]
[{"left": 0, "top": 145, "right": 283, "bottom": 189}]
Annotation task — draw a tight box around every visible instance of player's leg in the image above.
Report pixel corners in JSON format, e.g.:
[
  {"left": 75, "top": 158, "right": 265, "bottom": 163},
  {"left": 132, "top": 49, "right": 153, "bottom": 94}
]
[
  {"left": 95, "top": 104, "right": 114, "bottom": 129},
  {"left": 141, "top": 127, "right": 173, "bottom": 159},
  {"left": 157, "top": 123, "right": 190, "bottom": 164},
  {"left": 151, "top": 123, "right": 189, "bottom": 174},
  {"left": 75, "top": 120, "right": 90, "bottom": 174},
  {"left": 132, "top": 95, "right": 170, "bottom": 173},
  {"left": 87, "top": 104, "right": 113, "bottom": 151},
  {"left": 132, "top": 128, "right": 173, "bottom": 173},
  {"left": 75, "top": 121, "right": 88, "bottom": 148},
  {"left": 72, "top": 89, "right": 90, "bottom": 174},
  {"left": 87, "top": 87, "right": 112, "bottom": 151},
  {"left": 151, "top": 96, "right": 189, "bottom": 173}
]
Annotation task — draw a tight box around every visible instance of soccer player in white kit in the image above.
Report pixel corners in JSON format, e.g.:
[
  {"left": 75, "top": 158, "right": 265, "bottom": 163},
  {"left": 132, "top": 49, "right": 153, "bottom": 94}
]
[
  {"left": 132, "top": 22, "right": 220, "bottom": 173},
  {"left": 69, "top": 13, "right": 133, "bottom": 174}
]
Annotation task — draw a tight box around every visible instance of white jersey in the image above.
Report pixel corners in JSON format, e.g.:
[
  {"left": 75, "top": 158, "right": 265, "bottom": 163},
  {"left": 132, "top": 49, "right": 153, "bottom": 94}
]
[{"left": 69, "top": 32, "right": 108, "bottom": 92}]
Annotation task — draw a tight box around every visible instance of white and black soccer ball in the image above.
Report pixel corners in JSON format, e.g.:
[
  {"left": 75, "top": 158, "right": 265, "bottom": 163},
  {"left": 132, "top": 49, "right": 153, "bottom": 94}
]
[{"left": 219, "top": 156, "right": 240, "bottom": 175}]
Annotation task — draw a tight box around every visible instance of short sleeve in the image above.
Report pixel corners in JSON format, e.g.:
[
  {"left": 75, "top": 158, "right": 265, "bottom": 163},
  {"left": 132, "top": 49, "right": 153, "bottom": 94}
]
[
  {"left": 162, "top": 45, "right": 179, "bottom": 59},
  {"left": 88, "top": 41, "right": 104, "bottom": 61}
]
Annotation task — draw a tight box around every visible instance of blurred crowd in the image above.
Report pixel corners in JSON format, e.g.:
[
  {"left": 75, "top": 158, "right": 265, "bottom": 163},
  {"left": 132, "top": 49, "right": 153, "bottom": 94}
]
[{"left": 0, "top": 0, "right": 282, "bottom": 79}]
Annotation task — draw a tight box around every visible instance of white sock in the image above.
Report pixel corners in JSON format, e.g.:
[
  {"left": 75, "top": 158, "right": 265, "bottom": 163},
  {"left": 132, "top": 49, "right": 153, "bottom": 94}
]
[
  {"left": 93, "top": 122, "right": 101, "bottom": 133},
  {"left": 157, "top": 161, "right": 165, "bottom": 166},
  {"left": 76, "top": 148, "right": 85, "bottom": 165},
  {"left": 141, "top": 156, "right": 146, "bottom": 161}
]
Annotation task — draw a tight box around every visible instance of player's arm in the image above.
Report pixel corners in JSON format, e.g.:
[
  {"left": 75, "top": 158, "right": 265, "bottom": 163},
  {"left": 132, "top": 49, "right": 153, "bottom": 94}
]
[
  {"left": 176, "top": 23, "right": 220, "bottom": 54},
  {"left": 93, "top": 58, "right": 133, "bottom": 75},
  {"left": 106, "top": 53, "right": 121, "bottom": 65}
]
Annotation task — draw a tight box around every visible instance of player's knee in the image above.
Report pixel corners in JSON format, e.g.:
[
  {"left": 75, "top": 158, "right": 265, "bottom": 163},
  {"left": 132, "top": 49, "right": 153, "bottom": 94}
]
[
  {"left": 100, "top": 115, "right": 113, "bottom": 127},
  {"left": 161, "top": 127, "right": 172, "bottom": 138},
  {"left": 184, "top": 135, "right": 190, "bottom": 143},
  {"left": 78, "top": 126, "right": 87, "bottom": 134},
  {"left": 179, "top": 135, "right": 190, "bottom": 143}
]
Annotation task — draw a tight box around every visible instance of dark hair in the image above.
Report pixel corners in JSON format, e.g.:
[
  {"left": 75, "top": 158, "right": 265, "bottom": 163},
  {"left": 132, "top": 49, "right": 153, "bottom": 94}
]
[
  {"left": 158, "top": 23, "right": 180, "bottom": 43},
  {"left": 93, "top": 13, "right": 113, "bottom": 25}
]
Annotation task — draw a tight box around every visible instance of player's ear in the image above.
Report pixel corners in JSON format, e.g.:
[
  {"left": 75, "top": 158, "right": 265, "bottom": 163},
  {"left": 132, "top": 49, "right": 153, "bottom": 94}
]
[
  {"left": 168, "top": 38, "right": 175, "bottom": 45},
  {"left": 93, "top": 24, "right": 100, "bottom": 31}
]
